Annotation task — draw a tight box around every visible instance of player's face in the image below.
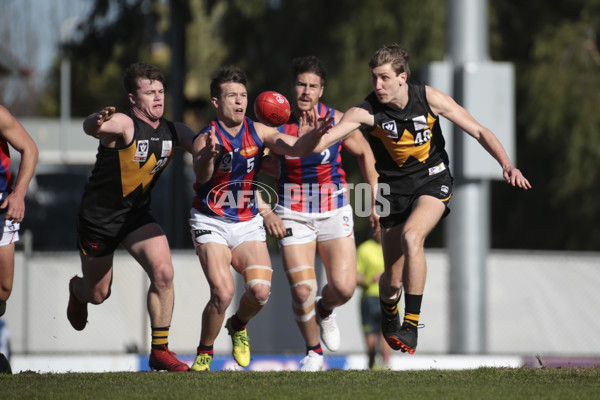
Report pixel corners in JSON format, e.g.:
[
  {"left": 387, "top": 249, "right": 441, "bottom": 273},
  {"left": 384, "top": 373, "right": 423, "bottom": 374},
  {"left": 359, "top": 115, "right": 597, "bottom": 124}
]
[
  {"left": 214, "top": 82, "right": 248, "bottom": 126},
  {"left": 292, "top": 72, "right": 324, "bottom": 114},
  {"left": 371, "top": 63, "right": 407, "bottom": 105},
  {"left": 129, "top": 78, "right": 165, "bottom": 121}
]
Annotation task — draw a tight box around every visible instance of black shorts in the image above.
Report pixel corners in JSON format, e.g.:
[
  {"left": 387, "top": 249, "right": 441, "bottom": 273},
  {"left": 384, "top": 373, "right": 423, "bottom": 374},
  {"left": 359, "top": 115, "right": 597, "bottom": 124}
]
[
  {"left": 377, "top": 170, "right": 453, "bottom": 229},
  {"left": 361, "top": 296, "right": 382, "bottom": 335},
  {"left": 77, "top": 208, "right": 157, "bottom": 257}
]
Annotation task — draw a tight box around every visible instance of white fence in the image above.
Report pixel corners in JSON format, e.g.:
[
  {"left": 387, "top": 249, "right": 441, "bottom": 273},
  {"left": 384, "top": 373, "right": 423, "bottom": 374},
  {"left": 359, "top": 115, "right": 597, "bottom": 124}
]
[{"left": 3, "top": 249, "right": 600, "bottom": 358}]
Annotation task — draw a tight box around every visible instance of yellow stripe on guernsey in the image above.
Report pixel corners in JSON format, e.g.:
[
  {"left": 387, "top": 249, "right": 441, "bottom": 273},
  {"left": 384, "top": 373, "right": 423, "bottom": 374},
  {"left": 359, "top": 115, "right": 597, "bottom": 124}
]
[
  {"left": 371, "top": 113, "right": 437, "bottom": 167},
  {"left": 119, "top": 140, "right": 160, "bottom": 198}
]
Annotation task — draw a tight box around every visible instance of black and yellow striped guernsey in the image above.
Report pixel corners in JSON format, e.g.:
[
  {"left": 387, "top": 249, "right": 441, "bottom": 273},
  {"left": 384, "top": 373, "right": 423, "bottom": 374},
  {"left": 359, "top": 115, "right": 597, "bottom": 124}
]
[
  {"left": 363, "top": 81, "right": 451, "bottom": 194},
  {"left": 78, "top": 108, "right": 179, "bottom": 231}
]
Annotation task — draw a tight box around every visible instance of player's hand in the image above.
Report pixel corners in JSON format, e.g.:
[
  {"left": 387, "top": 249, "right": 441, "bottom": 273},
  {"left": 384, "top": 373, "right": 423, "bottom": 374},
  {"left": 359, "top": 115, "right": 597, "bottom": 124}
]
[
  {"left": 503, "top": 166, "right": 531, "bottom": 190},
  {"left": 262, "top": 211, "right": 286, "bottom": 239},
  {"left": 299, "top": 106, "right": 333, "bottom": 137},
  {"left": 314, "top": 107, "right": 333, "bottom": 137},
  {"left": 96, "top": 107, "right": 116, "bottom": 126},
  {"left": 1, "top": 192, "right": 26, "bottom": 223},
  {"left": 370, "top": 206, "right": 380, "bottom": 238},
  {"left": 205, "top": 126, "right": 220, "bottom": 158}
]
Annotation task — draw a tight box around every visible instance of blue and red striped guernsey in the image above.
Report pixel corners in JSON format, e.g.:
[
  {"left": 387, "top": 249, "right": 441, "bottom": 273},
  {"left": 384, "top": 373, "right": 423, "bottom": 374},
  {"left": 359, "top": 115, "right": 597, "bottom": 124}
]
[
  {"left": 0, "top": 139, "right": 12, "bottom": 193},
  {"left": 276, "top": 103, "right": 348, "bottom": 213},
  {"left": 194, "top": 117, "right": 264, "bottom": 222}
]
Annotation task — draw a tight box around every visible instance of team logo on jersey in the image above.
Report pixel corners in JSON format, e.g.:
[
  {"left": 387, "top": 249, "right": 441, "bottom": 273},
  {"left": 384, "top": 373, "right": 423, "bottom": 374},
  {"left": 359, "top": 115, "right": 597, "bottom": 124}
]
[
  {"left": 218, "top": 152, "right": 233, "bottom": 172},
  {"left": 161, "top": 140, "right": 173, "bottom": 157},
  {"left": 240, "top": 146, "right": 259, "bottom": 158},
  {"left": 382, "top": 121, "right": 398, "bottom": 139},
  {"left": 133, "top": 140, "right": 149, "bottom": 162}
]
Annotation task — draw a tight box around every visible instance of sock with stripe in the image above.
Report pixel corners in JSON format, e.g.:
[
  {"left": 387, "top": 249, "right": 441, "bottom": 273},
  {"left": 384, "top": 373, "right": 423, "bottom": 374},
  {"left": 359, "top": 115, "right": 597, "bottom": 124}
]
[
  {"left": 306, "top": 343, "right": 323, "bottom": 355},
  {"left": 151, "top": 326, "right": 170, "bottom": 350},
  {"left": 197, "top": 343, "right": 214, "bottom": 357},
  {"left": 230, "top": 314, "right": 247, "bottom": 331},
  {"left": 380, "top": 295, "right": 401, "bottom": 318},
  {"left": 403, "top": 294, "right": 423, "bottom": 330},
  {"left": 316, "top": 298, "right": 332, "bottom": 319}
]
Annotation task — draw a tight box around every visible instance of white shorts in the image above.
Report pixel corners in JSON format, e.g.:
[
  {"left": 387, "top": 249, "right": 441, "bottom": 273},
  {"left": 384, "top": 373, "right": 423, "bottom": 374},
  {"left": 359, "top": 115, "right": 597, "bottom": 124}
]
[
  {"left": 275, "top": 204, "right": 354, "bottom": 246},
  {"left": 189, "top": 208, "right": 266, "bottom": 250},
  {"left": 0, "top": 219, "right": 19, "bottom": 247}
]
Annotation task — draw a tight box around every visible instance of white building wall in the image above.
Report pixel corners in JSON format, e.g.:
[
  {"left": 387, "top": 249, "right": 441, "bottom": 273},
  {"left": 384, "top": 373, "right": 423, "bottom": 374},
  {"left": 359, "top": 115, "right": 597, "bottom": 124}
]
[{"left": 3, "top": 250, "right": 599, "bottom": 357}]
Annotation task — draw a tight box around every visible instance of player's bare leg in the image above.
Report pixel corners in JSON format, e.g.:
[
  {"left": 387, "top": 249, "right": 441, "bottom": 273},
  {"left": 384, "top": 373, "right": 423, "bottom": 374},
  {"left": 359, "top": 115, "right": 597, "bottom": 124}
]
[
  {"left": 380, "top": 195, "right": 445, "bottom": 353},
  {"left": 0, "top": 244, "right": 15, "bottom": 315},
  {"left": 316, "top": 236, "right": 357, "bottom": 351},
  {"left": 225, "top": 241, "right": 273, "bottom": 367},
  {"left": 124, "top": 223, "right": 188, "bottom": 371},
  {"left": 196, "top": 242, "right": 234, "bottom": 347}
]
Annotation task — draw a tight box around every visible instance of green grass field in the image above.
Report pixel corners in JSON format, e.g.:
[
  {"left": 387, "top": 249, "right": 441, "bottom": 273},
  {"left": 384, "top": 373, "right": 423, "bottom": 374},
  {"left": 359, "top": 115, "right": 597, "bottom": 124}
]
[{"left": 2, "top": 368, "right": 599, "bottom": 399}]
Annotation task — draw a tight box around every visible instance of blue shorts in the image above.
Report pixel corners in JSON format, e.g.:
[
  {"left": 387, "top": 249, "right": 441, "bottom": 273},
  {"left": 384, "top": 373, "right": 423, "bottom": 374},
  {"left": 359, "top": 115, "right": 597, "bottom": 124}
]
[{"left": 361, "top": 296, "right": 382, "bottom": 335}]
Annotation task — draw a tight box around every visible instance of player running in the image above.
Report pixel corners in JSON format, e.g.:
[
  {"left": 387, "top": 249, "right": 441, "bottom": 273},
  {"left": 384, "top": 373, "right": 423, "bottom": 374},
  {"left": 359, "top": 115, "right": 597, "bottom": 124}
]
[
  {"left": 189, "top": 66, "right": 332, "bottom": 371},
  {"left": 260, "top": 56, "right": 378, "bottom": 371},
  {"left": 314, "top": 44, "right": 530, "bottom": 355},
  {"left": 67, "top": 63, "right": 196, "bottom": 371}
]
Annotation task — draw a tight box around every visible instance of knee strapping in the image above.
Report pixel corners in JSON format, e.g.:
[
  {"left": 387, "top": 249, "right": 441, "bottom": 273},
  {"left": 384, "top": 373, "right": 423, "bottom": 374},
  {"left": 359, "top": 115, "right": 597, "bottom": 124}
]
[
  {"left": 286, "top": 265, "right": 318, "bottom": 322},
  {"left": 242, "top": 265, "right": 272, "bottom": 306}
]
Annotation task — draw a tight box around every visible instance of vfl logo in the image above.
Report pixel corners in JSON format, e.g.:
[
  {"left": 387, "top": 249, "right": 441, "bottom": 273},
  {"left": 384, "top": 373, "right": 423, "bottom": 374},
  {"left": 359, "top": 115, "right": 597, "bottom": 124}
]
[
  {"left": 218, "top": 152, "right": 233, "bottom": 172},
  {"left": 133, "top": 140, "right": 149, "bottom": 162},
  {"left": 206, "top": 180, "right": 279, "bottom": 222},
  {"left": 381, "top": 121, "right": 398, "bottom": 139}
]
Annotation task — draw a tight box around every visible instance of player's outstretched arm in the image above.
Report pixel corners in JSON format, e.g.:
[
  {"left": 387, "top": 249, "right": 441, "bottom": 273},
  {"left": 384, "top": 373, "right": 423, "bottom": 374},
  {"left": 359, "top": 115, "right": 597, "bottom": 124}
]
[
  {"left": 260, "top": 105, "right": 333, "bottom": 157},
  {"left": 314, "top": 103, "right": 373, "bottom": 153},
  {"left": 426, "top": 86, "right": 531, "bottom": 190},
  {"left": 174, "top": 122, "right": 198, "bottom": 154},
  {"left": 83, "top": 107, "right": 133, "bottom": 144}
]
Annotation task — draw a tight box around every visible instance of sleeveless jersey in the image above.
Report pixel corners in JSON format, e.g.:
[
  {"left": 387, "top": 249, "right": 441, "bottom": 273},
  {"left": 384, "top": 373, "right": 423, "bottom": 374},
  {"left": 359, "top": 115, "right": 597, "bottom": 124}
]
[
  {"left": 276, "top": 103, "right": 348, "bottom": 213},
  {"left": 78, "top": 108, "right": 178, "bottom": 227},
  {"left": 193, "top": 117, "right": 264, "bottom": 222},
  {"left": 363, "top": 81, "right": 450, "bottom": 194},
  {"left": 0, "top": 139, "right": 12, "bottom": 193}
]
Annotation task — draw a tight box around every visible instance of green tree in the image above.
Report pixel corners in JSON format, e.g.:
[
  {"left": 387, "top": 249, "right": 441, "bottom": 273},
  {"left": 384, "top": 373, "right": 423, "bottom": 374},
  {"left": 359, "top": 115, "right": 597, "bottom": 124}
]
[
  {"left": 490, "top": 0, "right": 600, "bottom": 249},
  {"left": 40, "top": 0, "right": 169, "bottom": 117}
]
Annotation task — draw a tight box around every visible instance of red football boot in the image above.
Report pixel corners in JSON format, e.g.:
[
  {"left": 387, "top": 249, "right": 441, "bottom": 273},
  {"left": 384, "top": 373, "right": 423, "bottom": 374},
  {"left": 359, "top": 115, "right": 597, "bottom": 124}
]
[{"left": 149, "top": 345, "right": 190, "bottom": 372}]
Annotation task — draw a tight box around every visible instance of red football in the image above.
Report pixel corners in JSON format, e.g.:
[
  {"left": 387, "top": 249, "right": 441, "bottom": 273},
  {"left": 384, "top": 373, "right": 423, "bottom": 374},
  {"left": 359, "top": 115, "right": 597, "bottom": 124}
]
[{"left": 254, "top": 91, "right": 291, "bottom": 127}]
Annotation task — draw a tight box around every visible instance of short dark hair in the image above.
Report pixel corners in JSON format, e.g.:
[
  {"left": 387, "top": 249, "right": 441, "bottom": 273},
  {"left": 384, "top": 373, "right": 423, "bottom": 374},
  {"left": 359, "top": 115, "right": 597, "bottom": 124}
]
[
  {"left": 368, "top": 44, "right": 411, "bottom": 79},
  {"left": 210, "top": 66, "right": 248, "bottom": 99},
  {"left": 123, "top": 62, "right": 165, "bottom": 94},
  {"left": 290, "top": 56, "right": 327, "bottom": 86}
]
